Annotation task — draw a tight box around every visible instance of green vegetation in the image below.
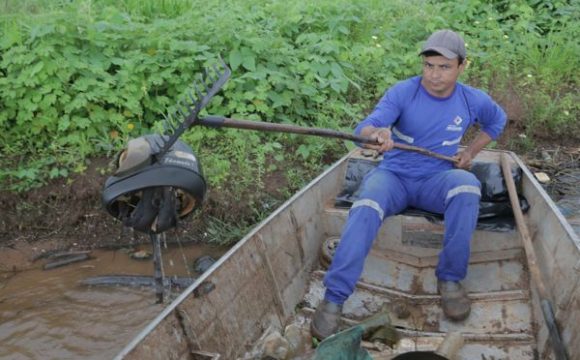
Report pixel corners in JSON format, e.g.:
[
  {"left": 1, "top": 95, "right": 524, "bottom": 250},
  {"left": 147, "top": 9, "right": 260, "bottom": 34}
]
[{"left": 1, "top": 0, "right": 578, "bottom": 244}]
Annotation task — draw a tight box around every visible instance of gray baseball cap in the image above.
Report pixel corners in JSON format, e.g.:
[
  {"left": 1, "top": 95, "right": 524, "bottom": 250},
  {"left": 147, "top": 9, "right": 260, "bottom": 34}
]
[{"left": 420, "top": 30, "right": 466, "bottom": 60}]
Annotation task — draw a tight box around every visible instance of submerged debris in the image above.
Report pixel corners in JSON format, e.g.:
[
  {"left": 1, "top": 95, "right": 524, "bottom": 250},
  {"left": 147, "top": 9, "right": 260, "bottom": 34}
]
[
  {"left": 43, "top": 253, "right": 91, "bottom": 270},
  {"left": 79, "top": 275, "right": 196, "bottom": 289}
]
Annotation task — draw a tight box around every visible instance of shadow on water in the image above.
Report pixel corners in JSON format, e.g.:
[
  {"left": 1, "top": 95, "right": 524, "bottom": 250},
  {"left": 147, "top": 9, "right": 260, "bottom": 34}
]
[{"left": 0, "top": 243, "right": 226, "bottom": 360}]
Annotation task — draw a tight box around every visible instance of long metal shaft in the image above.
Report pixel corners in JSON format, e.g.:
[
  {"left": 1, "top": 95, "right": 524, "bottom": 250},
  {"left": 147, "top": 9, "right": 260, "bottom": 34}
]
[
  {"left": 150, "top": 233, "right": 165, "bottom": 304},
  {"left": 199, "top": 116, "right": 458, "bottom": 163},
  {"left": 500, "top": 153, "right": 568, "bottom": 360}
]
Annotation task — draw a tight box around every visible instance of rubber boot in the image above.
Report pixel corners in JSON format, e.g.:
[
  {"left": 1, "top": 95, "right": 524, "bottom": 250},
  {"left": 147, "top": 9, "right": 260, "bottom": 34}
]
[
  {"left": 438, "top": 280, "right": 471, "bottom": 321},
  {"left": 311, "top": 299, "right": 343, "bottom": 340}
]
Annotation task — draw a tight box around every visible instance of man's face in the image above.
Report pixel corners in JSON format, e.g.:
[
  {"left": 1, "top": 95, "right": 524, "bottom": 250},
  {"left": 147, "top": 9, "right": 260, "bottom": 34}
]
[{"left": 421, "top": 55, "right": 465, "bottom": 98}]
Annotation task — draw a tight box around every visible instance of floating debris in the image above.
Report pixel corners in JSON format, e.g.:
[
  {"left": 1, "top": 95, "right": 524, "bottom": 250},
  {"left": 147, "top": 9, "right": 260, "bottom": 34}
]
[{"left": 130, "top": 250, "right": 152, "bottom": 260}]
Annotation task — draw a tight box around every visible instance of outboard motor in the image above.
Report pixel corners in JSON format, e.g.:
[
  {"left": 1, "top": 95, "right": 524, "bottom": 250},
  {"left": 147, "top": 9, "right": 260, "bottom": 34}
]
[
  {"left": 102, "top": 134, "right": 206, "bottom": 234},
  {"left": 99, "top": 60, "right": 229, "bottom": 303}
]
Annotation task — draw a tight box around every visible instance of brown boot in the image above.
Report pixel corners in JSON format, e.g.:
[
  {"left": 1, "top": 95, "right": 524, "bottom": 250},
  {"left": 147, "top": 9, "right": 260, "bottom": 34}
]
[
  {"left": 310, "top": 299, "right": 343, "bottom": 340},
  {"left": 437, "top": 280, "right": 471, "bottom": 321}
]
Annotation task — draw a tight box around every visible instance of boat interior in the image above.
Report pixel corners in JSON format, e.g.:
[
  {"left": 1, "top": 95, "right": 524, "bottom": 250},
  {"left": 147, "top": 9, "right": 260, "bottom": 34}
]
[
  {"left": 118, "top": 149, "right": 579, "bottom": 360},
  {"left": 289, "top": 151, "right": 541, "bottom": 359}
]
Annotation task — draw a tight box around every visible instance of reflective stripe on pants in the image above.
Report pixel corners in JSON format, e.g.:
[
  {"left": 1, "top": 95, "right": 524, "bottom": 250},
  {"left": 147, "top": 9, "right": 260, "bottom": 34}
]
[{"left": 323, "top": 168, "right": 481, "bottom": 305}]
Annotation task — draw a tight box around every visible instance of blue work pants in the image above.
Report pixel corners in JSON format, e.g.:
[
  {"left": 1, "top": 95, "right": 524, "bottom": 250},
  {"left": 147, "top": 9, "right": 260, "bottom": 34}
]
[{"left": 323, "top": 167, "right": 481, "bottom": 305}]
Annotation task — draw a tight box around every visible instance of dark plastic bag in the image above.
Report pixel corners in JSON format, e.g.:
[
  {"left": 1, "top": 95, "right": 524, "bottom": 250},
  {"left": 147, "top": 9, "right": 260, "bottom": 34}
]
[{"left": 334, "top": 159, "right": 529, "bottom": 231}]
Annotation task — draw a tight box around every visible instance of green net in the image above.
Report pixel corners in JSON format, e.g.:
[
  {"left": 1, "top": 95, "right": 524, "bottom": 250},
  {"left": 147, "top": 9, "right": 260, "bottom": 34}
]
[{"left": 314, "top": 311, "right": 399, "bottom": 360}]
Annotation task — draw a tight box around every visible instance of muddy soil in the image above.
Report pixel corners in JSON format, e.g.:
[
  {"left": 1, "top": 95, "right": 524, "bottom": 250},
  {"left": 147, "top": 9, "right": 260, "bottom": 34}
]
[
  {"left": 0, "top": 155, "right": 295, "bottom": 272},
  {"left": 1, "top": 139, "right": 579, "bottom": 272}
]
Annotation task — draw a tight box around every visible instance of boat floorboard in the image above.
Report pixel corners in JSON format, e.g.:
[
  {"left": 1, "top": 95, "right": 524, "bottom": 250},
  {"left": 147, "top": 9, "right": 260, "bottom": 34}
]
[
  {"left": 290, "top": 234, "right": 536, "bottom": 359},
  {"left": 359, "top": 246, "right": 529, "bottom": 295}
]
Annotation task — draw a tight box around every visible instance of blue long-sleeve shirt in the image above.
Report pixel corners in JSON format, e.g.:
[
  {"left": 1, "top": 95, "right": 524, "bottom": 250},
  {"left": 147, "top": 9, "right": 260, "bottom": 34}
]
[{"left": 355, "top": 76, "right": 506, "bottom": 178}]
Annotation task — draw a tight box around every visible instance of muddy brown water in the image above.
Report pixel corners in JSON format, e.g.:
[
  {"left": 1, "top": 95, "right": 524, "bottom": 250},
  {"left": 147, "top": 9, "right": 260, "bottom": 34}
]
[{"left": 0, "top": 244, "right": 226, "bottom": 360}]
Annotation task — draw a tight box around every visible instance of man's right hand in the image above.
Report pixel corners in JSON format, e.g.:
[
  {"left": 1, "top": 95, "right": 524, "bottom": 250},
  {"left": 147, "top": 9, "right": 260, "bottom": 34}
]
[{"left": 363, "top": 127, "right": 394, "bottom": 153}]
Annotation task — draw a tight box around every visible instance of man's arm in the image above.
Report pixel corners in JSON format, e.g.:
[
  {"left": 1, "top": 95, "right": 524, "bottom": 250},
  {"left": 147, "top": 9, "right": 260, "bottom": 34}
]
[
  {"left": 354, "top": 80, "right": 409, "bottom": 149},
  {"left": 454, "top": 131, "right": 493, "bottom": 169},
  {"left": 457, "top": 87, "right": 507, "bottom": 169}
]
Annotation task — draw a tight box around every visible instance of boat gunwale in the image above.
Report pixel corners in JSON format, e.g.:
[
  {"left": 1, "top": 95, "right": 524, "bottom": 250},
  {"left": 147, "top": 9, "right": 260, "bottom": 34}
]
[{"left": 508, "top": 150, "right": 580, "bottom": 248}]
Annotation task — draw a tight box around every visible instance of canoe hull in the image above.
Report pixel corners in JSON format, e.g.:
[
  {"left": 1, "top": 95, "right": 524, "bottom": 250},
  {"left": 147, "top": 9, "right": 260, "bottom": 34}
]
[{"left": 116, "top": 149, "right": 579, "bottom": 359}]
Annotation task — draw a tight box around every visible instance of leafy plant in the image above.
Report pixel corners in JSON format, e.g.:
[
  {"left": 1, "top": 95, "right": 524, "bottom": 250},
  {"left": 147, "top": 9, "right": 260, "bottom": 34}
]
[{"left": 1, "top": 0, "right": 578, "bottom": 245}]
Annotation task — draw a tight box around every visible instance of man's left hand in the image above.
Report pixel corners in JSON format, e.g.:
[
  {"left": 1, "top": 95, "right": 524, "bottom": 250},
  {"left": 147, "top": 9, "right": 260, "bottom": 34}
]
[{"left": 454, "top": 151, "right": 473, "bottom": 170}]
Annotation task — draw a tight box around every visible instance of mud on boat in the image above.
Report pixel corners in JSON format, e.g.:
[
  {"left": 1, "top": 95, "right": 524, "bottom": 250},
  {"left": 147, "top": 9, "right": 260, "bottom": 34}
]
[{"left": 115, "top": 149, "right": 579, "bottom": 360}]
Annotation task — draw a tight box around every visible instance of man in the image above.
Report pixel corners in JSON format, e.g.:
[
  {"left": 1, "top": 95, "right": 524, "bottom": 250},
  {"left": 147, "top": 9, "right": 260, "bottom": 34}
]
[{"left": 311, "top": 29, "right": 507, "bottom": 340}]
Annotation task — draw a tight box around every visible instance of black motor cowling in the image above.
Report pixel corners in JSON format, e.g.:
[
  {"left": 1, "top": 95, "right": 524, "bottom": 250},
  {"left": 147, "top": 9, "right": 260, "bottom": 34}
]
[{"left": 102, "top": 134, "right": 206, "bottom": 234}]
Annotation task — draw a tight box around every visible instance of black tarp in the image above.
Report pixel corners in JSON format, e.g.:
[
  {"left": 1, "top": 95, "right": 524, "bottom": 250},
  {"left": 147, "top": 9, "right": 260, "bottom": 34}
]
[{"left": 335, "top": 159, "right": 529, "bottom": 232}]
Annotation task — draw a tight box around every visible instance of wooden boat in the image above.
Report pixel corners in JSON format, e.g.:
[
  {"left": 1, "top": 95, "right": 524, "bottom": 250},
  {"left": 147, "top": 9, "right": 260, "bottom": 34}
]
[{"left": 114, "top": 149, "right": 579, "bottom": 360}]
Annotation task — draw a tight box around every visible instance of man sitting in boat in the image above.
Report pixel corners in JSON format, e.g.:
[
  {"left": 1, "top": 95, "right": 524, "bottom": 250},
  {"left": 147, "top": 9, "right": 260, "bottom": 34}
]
[{"left": 311, "top": 29, "right": 507, "bottom": 340}]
